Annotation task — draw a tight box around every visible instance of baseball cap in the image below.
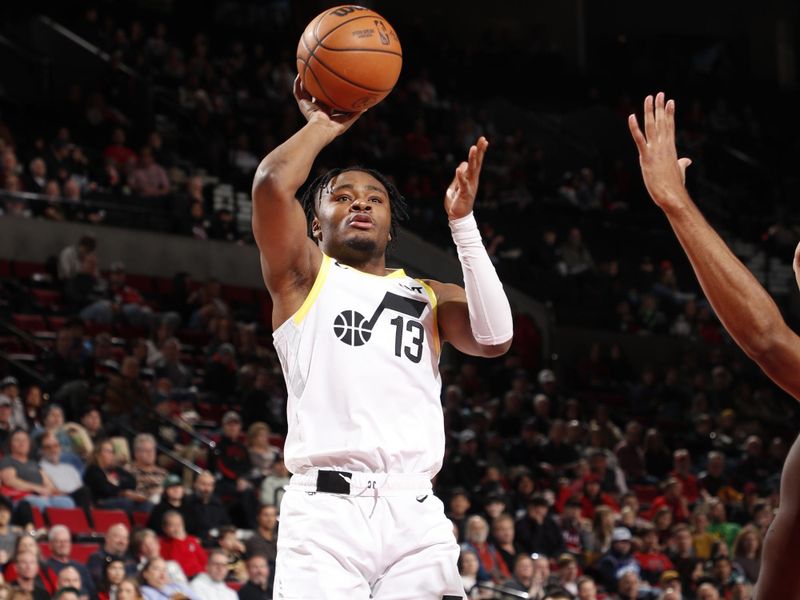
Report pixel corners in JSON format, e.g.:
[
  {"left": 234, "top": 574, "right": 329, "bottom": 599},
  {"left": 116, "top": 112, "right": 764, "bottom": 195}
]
[
  {"left": 0, "top": 376, "right": 18, "bottom": 389},
  {"left": 0, "top": 395, "right": 11, "bottom": 408},
  {"left": 660, "top": 570, "right": 680, "bottom": 585},
  {"left": 612, "top": 527, "right": 632, "bottom": 542},
  {"left": 537, "top": 369, "right": 556, "bottom": 384},
  {"left": 222, "top": 411, "right": 241, "bottom": 425},
  {"left": 164, "top": 474, "right": 182, "bottom": 488}
]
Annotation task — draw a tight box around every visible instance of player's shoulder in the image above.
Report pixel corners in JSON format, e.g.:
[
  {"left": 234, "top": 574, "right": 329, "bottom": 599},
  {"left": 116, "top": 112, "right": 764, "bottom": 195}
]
[{"left": 419, "top": 279, "right": 464, "bottom": 302}]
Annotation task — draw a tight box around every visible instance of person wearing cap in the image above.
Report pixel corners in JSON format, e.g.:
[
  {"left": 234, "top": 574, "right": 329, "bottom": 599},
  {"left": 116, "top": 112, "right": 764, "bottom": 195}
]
[
  {"left": 596, "top": 527, "right": 640, "bottom": 593},
  {"left": 0, "top": 376, "right": 26, "bottom": 432},
  {"left": 147, "top": 474, "right": 197, "bottom": 537},
  {"left": 659, "top": 570, "right": 683, "bottom": 599},
  {"left": 515, "top": 494, "right": 566, "bottom": 558},
  {"left": 555, "top": 496, "right": 591, "bottom": 556},
  {"left": 210, "top": 411, "right": 258, "bottom": 529}
]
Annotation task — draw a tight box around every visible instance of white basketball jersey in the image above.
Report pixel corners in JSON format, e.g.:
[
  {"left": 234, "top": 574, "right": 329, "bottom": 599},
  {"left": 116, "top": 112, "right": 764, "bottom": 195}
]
[{"left": 272, "top": 254, "right": 444, "bottom": 477}]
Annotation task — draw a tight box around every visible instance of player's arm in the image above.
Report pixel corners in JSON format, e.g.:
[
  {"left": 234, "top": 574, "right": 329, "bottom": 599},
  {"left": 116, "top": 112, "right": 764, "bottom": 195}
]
[
  {"left": 251, "top": 77, "right": 363, "bottom": 294},
  {"left": 431, "top": 137, "right": 513, "bottom": 358},
  {"left": 629, "top": 93, "right": 800, "bottom": 399}
]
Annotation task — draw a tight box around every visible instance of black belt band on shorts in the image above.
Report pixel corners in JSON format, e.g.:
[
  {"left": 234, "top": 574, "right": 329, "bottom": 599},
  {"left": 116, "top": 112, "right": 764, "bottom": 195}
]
[{"left": 315, "top": 470, "right": 352, "bottom": 494}]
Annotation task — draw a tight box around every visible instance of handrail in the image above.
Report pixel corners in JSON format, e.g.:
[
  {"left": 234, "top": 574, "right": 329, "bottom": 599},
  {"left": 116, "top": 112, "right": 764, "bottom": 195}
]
[
  {"left": 113, "top": 420, "right": 204, "bottom": 476},
  {"left": 0, "top": 319, "right": 49, "bottom": 353},
  {"left": 0, "top": 351, "right": 46, "bottom": 383}
]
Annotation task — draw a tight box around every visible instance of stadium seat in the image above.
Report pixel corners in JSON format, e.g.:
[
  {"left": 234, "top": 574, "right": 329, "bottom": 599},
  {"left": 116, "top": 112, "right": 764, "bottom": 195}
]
[
  {"left": 47, "top": 507, "right": 92, "bottom": 535},
  {"left": 90, "top": 508, "right": 130, "bottom": 534},
  {"left": 38, "top": 542, "right": 52, "bottom": 559},
  {"left": 31, "top": 289, "right": 63, "bottom": 311},
  {"left": 131, "top": 511, "right": 151, "bottom": 528},
  {"left": 11, "top": 261, "right": 43, "bottom": 280},
  {"left": 31, "top": 506, "right": 46, "bottom": 529},
  {"left": 12, "top": 314, "right": 47, "bottom": 331},
  {"left": 71, "top": 543, "right": 100, "bottom": 563}
]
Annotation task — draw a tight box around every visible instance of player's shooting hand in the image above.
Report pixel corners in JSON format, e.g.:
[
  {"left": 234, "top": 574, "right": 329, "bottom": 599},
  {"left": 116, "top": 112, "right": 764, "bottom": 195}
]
[
  {"left": 445, "top": 137, "right": 488, "bottom": 220},
  {"left": 628, "top": 92, "right": 693, "bottom": 210},
  {"left": 294, "top": 75, "right": 364, "bottom": 136}
]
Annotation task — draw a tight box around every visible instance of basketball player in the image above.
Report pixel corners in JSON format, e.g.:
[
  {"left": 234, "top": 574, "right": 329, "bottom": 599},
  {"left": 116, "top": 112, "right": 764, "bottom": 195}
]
[
  {"left": 629, "top": 92, "right": 800, "bottom": 598},
  {"left": 250, "top": 76, "right": 513, "bottom": 599}
]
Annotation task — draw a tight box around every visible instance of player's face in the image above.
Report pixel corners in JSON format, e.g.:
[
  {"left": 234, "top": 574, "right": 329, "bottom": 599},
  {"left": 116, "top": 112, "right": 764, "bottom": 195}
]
[{"left": 314, "top": 170, "right": 392, "bottom": 257}]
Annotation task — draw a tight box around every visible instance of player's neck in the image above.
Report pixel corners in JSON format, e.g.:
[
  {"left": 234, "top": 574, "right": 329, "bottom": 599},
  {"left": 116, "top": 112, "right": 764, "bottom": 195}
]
[{"left": 327, "top": 247, "right": 388, "bottom": 276}]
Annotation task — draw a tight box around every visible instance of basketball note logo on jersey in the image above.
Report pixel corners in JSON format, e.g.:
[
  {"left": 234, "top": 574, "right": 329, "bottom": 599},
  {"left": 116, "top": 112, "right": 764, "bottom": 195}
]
[{"left": 273, "top": 254, "right": 444, "bottom": 478}]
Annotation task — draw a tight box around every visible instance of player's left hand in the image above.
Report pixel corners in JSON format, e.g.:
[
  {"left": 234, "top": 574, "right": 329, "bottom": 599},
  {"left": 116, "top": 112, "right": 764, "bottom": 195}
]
[{"left": 444, "top": 136, "right": 488, "bottom": 220}]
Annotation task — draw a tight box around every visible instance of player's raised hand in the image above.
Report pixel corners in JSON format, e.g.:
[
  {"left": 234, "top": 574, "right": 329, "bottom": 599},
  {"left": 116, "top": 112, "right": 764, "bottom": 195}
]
[
  {"left": 293, "top": 75, "right": 363, "bottom": 136},
  {"left": 445, "top": 137, "right": 489, "bottom": 220},
  {"left": 628, "top": 92, "right": 693, "bottom": 210}
]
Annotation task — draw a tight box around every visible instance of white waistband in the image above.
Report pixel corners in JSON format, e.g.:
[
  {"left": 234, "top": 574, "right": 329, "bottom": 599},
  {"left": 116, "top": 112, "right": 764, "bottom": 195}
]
[{"left": 289, "top": 469, "right": 432, "bottom": 497}]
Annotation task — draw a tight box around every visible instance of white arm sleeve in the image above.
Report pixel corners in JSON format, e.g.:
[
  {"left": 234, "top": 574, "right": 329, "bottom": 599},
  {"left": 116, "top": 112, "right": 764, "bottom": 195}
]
[{"left": 449, "top": 212, "right": 513, "bottom": 345}]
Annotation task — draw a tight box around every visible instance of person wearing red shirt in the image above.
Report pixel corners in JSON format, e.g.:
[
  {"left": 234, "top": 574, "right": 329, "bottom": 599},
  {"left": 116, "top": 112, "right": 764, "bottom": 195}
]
[
  {"left": 634, "top": 526, "right": 674, "bottom": 586},
  {"left": 669, "top": 449, "right": 699, "bottom": 504},
  {"left": 103, "top": 128, "right": 137, "bottom": 172},
  {"left": 159, "top": 510, "right": 208, "bottom": 579},
  {"left": 647, "top": 478, "right": 690, "bottom": 523},
  {"left": 463, "top": 515, "right": 510, "bottom": 583},
  {"left": 556, "top": 475, "right": 620, "bottom": 519}
]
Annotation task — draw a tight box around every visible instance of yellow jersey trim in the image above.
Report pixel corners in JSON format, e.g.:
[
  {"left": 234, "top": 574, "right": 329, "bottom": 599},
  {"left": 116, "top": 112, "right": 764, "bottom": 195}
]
[
  {"left": 292, "top": 254, "right": 332, "bottom": 325},
  {"left": 417, "top": 279, "right": 440, "bottom": 356},
  {"left": 327, "top": 254, "right": 406, "bottom": 279}
]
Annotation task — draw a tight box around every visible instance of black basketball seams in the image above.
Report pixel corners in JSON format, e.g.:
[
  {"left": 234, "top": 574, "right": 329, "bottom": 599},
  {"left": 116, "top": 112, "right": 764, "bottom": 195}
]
[{"left": 310, "top": 53, "right": 390, "bottom": 93}]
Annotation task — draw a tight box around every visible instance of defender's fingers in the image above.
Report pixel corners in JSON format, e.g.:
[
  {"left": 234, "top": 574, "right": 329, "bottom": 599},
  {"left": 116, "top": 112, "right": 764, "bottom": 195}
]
[
  {"left": 655, "top": 92, "right": 666, "bottom": 134},
  {"left": 643, "top": 95, "right": 655, "bottom": 141},
  {"left": 628, "top": 114, "right": 647, "bottom": 153}
]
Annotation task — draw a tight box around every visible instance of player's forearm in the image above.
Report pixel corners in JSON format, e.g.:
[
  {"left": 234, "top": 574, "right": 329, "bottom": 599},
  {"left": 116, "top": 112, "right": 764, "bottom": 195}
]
[
  {"left": 252, "top": 121, "right": 338, "bottom": 200},
  {"left": 662, "top": 193, "right": 785, "bottom": 358}
]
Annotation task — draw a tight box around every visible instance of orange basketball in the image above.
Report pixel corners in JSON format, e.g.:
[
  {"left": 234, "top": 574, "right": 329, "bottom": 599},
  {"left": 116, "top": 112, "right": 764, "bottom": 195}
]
[{"left": 296, "top": 5, "right": 402, "bottom": 113}]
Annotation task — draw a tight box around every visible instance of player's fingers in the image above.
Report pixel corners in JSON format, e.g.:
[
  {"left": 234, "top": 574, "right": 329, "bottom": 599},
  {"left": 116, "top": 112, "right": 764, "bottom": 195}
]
[
  {"left": 655, "top": 92, "right": 666, "bottom": 135},
  {"left": 474, "top": 137, "right": 488, "bottom": 174},
  {"left": 678, "top": 158, "right": 692, "bottom": 185},
  {"left": 628, "top": 114, "right": 647, "bottom": 154},
  {"left": 467, "top": 144, "right": 478, "bottom": 173},
  {"left": 643, "top": 95, "right": 655, "bottom": 141},
  {"left": 665, "top": 98, "right": 676, "bottom": 138}
]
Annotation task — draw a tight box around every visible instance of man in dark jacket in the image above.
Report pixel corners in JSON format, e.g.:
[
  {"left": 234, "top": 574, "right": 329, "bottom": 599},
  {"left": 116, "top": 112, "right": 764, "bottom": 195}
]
[
  {"left": 514, "top": 495, "right": 565, "bottom": 558},
  {"left": 596, "top": 527, "right": 641, "bottom": 593},
  {"left": 185, "top": 470, "right": 231, "bottom": 542},
  {"left": 238, "top": 554, "right": 272, "bottom": 600}
]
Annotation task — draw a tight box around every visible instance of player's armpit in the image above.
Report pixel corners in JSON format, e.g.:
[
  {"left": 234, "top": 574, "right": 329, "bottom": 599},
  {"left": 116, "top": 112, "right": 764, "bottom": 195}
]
[{"left": 427, "top": 281, "right": 512, "bottom": 358}]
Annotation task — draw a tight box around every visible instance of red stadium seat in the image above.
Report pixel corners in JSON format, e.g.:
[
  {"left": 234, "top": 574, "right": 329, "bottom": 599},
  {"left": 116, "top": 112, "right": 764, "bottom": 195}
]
[
  {"left": 12, "top": 314, "right": 47, "bottom": 332},
  {"left": 90, "top": 508, "right": 129, "bottom": 534},
  {"left": 47, "top": 507, "right": 92, "bottom": 535},
  {"left": 71, "top": 543, "right": 100, "bottom": 563},
  {"left": 131, "top": 511, "right": 151, "bottom": 528},
  {"left": 0, "top": 260, "right": 10, "bottom": 278},
  {"left": 31, "top": 289, "right": 63, "bottom": 311},
  {"left": 38, "top": 542, "right": 52, "bottom": 559},
  {"left": 47, "top": 316, "right": 67, "bottom": 331},
  {"left": 31, "top": 506, "right": 46, "bottom": 529},
  {"left": 125, "top": 274, "right": 155, "bottom": 294},
  {"left": 11, "top": 261, "right": 43, "bottom": 280}
]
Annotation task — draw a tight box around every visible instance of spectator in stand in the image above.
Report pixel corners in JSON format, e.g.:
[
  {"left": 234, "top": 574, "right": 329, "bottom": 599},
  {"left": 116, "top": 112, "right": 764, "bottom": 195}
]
[
  {"left": 21, "top": 385, "right": 44, "bottom": 432},
  {"left": 665, "top": 524, "right": 700, "bottom": 593},
  {"left": 647, "top": 478, "right": 690, "bottom": 523},
  {"left": 245, "top": 423, "right": 279, "bottom": 481},
  {"left": 506, "top": 553, "right": 552, "bottom": 597},
  {"left": 696, "top": 582, "right": 720, "bottom": 600},
  {"left": 210, "top": 411, "right": 257, "bottom": 528},
  {"left": 37, "top": 432, "right": 91, "bottom": 510},
  {"left": 731, "top": 525, "right": 761, "bottom": 584},
  {"left": 187, "top": 201, "right": 211, "bottom": 239},
  {"left": 187, "top": 279, "right": 230, "bottom": 331},
  {"left": 147, "top": 474, "right": 196, "bottom": 536},
  {"left": 555, "top": 496, "right": 591, "bottom": 556},
  {"left": 132, "top": 528, "right": 187, "bottom": 585},
  {"left": 237, "top": 554, "right": 271, "bottom": 600},
  {"left": 0, "top": 429, "right": 75, "bottom": 511},
  {"left": 188, "top": 550, "right": 237, "bottom": 600},
  {"left": 79, "top": 408, "right": 107, "bottom": 445},
  {"left": 0, "top": 496, "right": 19, "bottom": 563},
  {"left": 56, "top": 567, "right": 87, "bottom": 600},
  {"left": 554, "top": 554, "right": 580, "bottom": 597},
  {"left": 209, "top": 208, "right": 240, "bottom": 242},
  {"left": 99, "top": 559, "right": 127, "bottom": 600},
  {"left": 57, "top": 235, "right": 97, "bottom": 281},
  {"left": 586, "top": 505, "right": 615, "bottom": 556},
  {"left": 615, "top": 422, "right": 646, "bottom": 484},
  {"left": 46, "top": 525, "right": 95, "bottom": 600},
  {"left": 127, "top": 434, "right": 167, "bottom": 504},
  {"left": 463, "top": 515, "right": 510, "bottom": 583},
  {"left": 103, "top": 129, "right": 137, "bottom": 173},
  {"left": 103, "top": 357, "right": 153, "bottom": 431},
  {"left": 515, "top": 495, "right": 565, "bottom": 558},
  {"left": 153, "top": 338, "right": 192, "bottom": 391},
  {"left": 159, "top": 511, "right": 207, "bottom": 580},
  {"left": 0, "top": 396, "right": 15, "bottom": 451},
  {"left": 81, "top": 262, "right": 153, "bottom": 329},
  {"left": 490, "top": 513, "right": 522, "bottom": 572},
  {"left": 12, "top": 550, "right": 52, "bottom": 600},
  {"left": 706, "top": 499, "right": 741, "bottom": 549},
  {"left": 139, "top": 558, "right": 196, "bottom": 600},
  {"left": 24, "top": 158, "right": 48, "bottom": 194},
  {"left": 596, "top": 527, "right": 640, "bottom": 593},
  {"left": 540, "top": 420, "right": 580, "bottom": 475},
  {"left": 643, "top": 429, "right": 672, "bottom": 481},
  {"left": 457, "top": 548, "right": 491, "bottom": 599},
  {"left": 576, "top": 576, "right": 598, "bottom": 600},
  {"left": 185, "top": 470, "right": 230, "bottom": 542},
  {"left": 244, "top": 504, "right": 277, "bottom": 567},
  {"left": 217, "top": 526, "right": 246, "bottom": 582},
  {"left": 670, "top": 449, "right": 699, "bottom": 504},
  {"left": 616, "top": 570, "right": 658, "bottom": 600},
  {"left": 689, "top": 506, "right": 715, "bottom": 560},
  {"left": 557, "top": 228, "right": 595, "bottom": 277},
  {"left": 83, "top": 438, "right": 151, "bottom": 514},
  {"left": 258, "top": 452, "right": 289, "bottom": 509},
  {"left": 634, "top": 525, "right": 674, "bottom": 586},
  {"left": 117, "top": 578, "right": 143, "bottom": 600},
  {"left": 0, "top": 377, "right": 25, "bottom": 431},
  {"left": 129, "top": 146, "right": 169, "bottom": 198},
  {"left": 698, "top": 451, "right": 729, "bottom": 500},
  {"left": 87, "top": 524, "right": 137, "bottom": 588}
]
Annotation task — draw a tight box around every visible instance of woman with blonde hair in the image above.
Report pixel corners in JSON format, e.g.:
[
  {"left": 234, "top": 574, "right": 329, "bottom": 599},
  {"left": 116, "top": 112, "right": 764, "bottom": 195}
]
[
  {"left": 117, "top": 578, "right": 144, "bottom": 600},
  {"left": 586, "top": 505, "right": 615, "bottom": 558},
  {"left": 732, "top": 525, "right": 762, "bottom": 584},
  {"left": 245, "top": 422, "right": 280, "bottom": 479}
]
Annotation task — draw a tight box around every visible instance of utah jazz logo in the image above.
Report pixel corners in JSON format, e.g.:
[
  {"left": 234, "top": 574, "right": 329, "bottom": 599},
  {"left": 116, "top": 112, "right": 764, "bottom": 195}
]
[{"left": 333, "top": 292, "right": 427, "bottom": 362}]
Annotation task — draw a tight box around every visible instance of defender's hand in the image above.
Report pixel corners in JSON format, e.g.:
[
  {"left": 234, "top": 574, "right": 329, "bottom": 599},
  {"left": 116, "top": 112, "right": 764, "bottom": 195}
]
[
  {"left": 628, "top": 92, "right": 693, "bottom": 211},
  {"left": 294, "top": 76, "right": 363, "bottom": 137},
  {"left": 445, "top": 137, "right": 489, "bottom": 220}
]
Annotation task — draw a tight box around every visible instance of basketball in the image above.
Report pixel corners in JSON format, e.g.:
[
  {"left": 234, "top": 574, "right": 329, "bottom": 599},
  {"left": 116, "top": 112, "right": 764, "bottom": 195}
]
[{"left": 296, "top": 5, "right": 402, "bottom": 113}]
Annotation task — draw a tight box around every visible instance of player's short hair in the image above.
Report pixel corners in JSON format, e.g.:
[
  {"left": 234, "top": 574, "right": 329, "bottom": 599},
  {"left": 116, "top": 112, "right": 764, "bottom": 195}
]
[{"left": 301, "top": 166, "right": 408, "bottom": 245}]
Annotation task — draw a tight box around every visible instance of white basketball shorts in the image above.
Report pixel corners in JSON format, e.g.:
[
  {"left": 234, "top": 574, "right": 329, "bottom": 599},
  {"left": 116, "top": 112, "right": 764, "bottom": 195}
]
[{"left": 273, "top": 469, "right": 465, "bottom": 600}]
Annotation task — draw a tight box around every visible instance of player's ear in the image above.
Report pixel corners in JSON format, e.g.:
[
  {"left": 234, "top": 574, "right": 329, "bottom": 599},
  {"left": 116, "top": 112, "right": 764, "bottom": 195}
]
[{"left": 311, "top": 217, "right": 322, "bottom": 241}]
